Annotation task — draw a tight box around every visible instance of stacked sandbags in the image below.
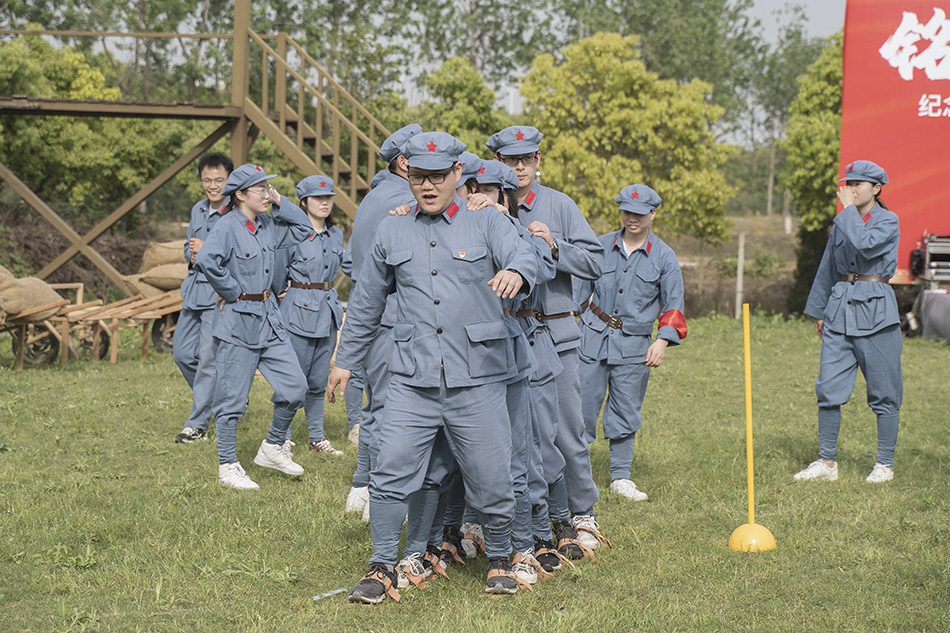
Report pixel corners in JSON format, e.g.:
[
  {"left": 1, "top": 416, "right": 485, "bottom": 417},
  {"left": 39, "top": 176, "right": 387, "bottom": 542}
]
[
  {"left": 0, "top": 266, "right": 66, "bottom": 322},
  {"left": 120, "top": 240, "right": 188, "bottom": 297}
]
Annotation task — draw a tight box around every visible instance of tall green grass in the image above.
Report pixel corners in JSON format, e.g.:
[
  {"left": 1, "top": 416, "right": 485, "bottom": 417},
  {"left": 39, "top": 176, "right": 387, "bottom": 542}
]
[{"left": 1, "top": 316, "right": 948, "bottom": 632}]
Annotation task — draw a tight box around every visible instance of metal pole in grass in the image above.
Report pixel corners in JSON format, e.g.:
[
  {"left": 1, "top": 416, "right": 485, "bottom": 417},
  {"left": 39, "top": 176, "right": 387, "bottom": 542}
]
[{"left": 728, "top": 303, "right": 777, "bottom": 552}]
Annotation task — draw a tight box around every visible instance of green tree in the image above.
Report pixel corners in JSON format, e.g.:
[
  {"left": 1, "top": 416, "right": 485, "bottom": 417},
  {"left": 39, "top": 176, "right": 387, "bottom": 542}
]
[
  {"left": 553, "top": 0, "right": 764, "bottom": 134},
  {"left": 781, "top": 31, "right": 842, "bottom": 313},
  {"left": 751, "top": 4, "right": 823, "bottom": 215},
  {"left": 521, "top": 33, "right": 733, "bottom": 242},
  {"left": 409, "top": 0, "right": 557, "bottom": 87},
  {"left": 0, "top": 34, "right": 206, "bottom": 228}
]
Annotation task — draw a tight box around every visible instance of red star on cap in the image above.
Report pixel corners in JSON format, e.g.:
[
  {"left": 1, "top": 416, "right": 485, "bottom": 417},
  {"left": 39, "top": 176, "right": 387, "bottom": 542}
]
[
  {"left": 631, "top": 191, "right": 640, "bottom": 199},
  {"left": 426, "top": 141, "right": 438, "bottom": 152},
  {"left": 515, "top": 130, "right": 525, "bottom": 141},
  {"left": 847, "top": 164, "right": 854, "bottom": 173},
  {"left": 478, "top": 167, "right": 486, "bottom": 175},
  {"left": 320, "top": 181, "right": 327, "bottom": 188},
  {"left": 255, "top": 166, "right": 262, "bottom": 172}
]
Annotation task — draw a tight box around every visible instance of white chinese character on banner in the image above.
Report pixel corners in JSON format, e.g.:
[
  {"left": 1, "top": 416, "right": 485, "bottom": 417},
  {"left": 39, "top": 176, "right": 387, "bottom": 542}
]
[
  {"left": 943, "top": 95, "right": 950, "bottom": 116},
  {"left": 880, "top": 9, "right": 950, "bottom": 81},
  {"left": 919, "top": 93, "right": 941, "bottom": 116}
]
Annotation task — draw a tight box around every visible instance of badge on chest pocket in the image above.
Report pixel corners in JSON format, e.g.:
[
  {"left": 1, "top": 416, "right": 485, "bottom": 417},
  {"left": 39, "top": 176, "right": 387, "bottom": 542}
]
[{"left": 452, "top": 246, "right": 489, "bottom": 284}]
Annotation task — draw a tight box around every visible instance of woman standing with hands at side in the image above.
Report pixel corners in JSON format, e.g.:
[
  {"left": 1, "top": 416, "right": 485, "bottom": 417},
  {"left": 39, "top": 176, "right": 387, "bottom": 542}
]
[
  {"left": 795, "top": 160, "right": 902, "bottom": 484},
  {"left": 271, "top": 176, "right": 345, "bottom": 456}
]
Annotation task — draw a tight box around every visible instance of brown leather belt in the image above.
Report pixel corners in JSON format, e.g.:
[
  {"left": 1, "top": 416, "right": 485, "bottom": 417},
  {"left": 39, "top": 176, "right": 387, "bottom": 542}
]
[
  {"left": 504, "top": 309, "right": 573, "bottom": 321},
  {"left": 290, "top": 281, "right": 334, "bottom": 290},
  {"left": 589, "top": 301, "right": 623, "bottom": 329},
  {"left": 239, "top": 289, "right": 272, "bottom": 301},
  {"left": 841, "top": 273, "right": 889, "bottom": 284}
]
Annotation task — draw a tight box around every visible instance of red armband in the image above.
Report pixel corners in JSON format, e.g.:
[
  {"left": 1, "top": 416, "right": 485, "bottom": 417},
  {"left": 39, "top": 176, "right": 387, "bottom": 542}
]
[{"left": 658, "top": 309, "right": 687, "bottom": 340}]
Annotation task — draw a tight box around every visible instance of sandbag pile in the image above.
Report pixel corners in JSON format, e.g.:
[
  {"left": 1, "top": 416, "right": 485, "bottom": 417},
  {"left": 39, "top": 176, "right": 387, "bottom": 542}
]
[
  {"left": 0, "top": 266, "right": 66, "bottom": 323},
  {"left": 119, "top": 240, "right": 187, "bottom": 298}
]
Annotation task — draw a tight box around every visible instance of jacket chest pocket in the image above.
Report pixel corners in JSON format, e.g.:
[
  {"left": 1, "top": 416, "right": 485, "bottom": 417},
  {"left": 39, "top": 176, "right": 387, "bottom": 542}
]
[
  {"left": 235, "top": 249, "right": 260, "bottom": 279},
  {"left": 386, "top": 250, "right": 414, "bottom": 286},
  {"left": 452, "top": 246, "right": 489, "bottom": 284},
  {"left": 634, "top": 266, "right": 659, "bottom": 294}
]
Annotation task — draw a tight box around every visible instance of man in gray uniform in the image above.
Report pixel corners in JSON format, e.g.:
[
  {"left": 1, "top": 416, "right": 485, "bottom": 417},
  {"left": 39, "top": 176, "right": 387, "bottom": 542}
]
[{"left": 328, "top": 131, "right": 538, "bottom": 602}]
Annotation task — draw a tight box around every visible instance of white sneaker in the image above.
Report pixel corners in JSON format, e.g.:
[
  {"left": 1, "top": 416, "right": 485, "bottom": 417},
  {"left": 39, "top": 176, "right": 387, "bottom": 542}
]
[
  {"left": 460, "top": 523, "right": 484, "bottom": 559},
  {"left": 347, "top": 424, "right": 360, "bottom": 446},
  {"left": 345, "top": 486, "right": 369, "bottom": 513},
  {"left": 218, "top": 462, "right": 259, "bottom": 490},
  {"left": 396, "top": 552, "right": 430, "bottom": 589},
  {"left": 282, "top": 439, "right": 295, "bottom": 459},
  {"left": 610, "top": 478, "right": 648, "bottom": 501},
  {"left": 253, "top": 440, "right": 304, "bottom": 476},
  {"left": 511, "top": 550, "right": 541, "bottom": 584},
  {"left": 793, "top": 460, "right": 838, "bottom": 481},
  {"left": 571, "top": 515, "right": 611, "bottom": 550},
  {"left": 866, "top": 463, "right": 894, "bottom": 483}
]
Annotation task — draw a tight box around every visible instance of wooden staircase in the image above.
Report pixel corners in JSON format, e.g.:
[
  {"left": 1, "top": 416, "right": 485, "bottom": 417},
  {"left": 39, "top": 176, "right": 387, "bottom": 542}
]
[{"left": 246, "top": 30, "right": 391, "bottom": 219}]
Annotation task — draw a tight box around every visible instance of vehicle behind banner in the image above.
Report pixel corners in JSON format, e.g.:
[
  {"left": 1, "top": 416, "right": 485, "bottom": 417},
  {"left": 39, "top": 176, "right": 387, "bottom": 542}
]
[{"left": 841, "top": 0, "right": 950, "bottom": 285}]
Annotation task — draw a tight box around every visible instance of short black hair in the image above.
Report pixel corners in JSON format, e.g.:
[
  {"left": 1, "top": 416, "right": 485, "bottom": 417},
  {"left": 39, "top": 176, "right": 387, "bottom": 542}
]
[{"left": 198, "top": 152, "right": 234, "bottom": 178}]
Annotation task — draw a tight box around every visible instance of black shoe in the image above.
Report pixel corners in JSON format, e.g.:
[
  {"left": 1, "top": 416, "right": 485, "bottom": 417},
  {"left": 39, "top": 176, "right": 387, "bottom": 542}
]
[
  {"left": 349, "top": 563, "right": 399, "bottom": 604},
  {"left": 441, "top": 524, "right": 466, "bottom": 565},
  {"left": 175, "top": 427, "right": 206, "bottom": 443},
  {"left": 552, "top": 518, "right": 585, "bottom": 560},
  {"left": 533, "top": 537, "right": 562, "bottom": 572},
  {"left": 484, "top": 557, "right": 518, "bottom": 594}
]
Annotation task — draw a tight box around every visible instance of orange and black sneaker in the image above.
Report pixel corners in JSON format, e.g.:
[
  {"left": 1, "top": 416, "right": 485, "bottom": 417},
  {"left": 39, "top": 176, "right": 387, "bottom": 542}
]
[
  {"left": 348, "top": 563, "right": 400, "bottom": 604},
  {"left": 484, "top": 557, "right": 520, "bottom": 595}
]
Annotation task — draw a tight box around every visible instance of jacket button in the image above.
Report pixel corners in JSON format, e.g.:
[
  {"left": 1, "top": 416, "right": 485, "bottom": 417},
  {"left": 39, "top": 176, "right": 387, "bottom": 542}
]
[
  {"left": 431, "top": 270, "right": 437, "bottom": 276},
  {"left": 265, "top": 269, "right": 269, "bottom": 273},
  {"left": 430, "top": 241, "right": 436, "bottom": 247},
  {"left": 624, "top": 268, "right": 628, "bottom": 272},
  {"left": 618, "top": 289, "right": 624, "bottom": 294},
  {"left": 529, "top": 341, "right": 534, "bottom": 346},
  {"left": 436, "top": 328, "right": 443, "bottom": 334},
  {"left": 847, "top": 300, "right": 852, "bottom": 305},
  {"left": 434, "top": 299, "right": 440, "bottom": 305},
  {"left": 245, "top": 253, "right": 250, "bottom": 257},
  {"left": 324, "top": 265, "right": 329, "bottom": 269}
]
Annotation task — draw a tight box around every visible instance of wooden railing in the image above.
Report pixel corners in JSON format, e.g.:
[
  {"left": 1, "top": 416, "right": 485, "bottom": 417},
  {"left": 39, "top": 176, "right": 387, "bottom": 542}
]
[{"left": 248, "top": 30, "right": 391, "bottom": 214}]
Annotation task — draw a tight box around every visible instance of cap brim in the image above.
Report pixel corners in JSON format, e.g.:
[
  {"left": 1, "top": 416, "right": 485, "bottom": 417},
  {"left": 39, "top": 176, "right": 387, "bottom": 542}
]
[
  {"left": 222, "top": 173, "right": 277, "bottom": 196},
  {"left": 495, "top": 142, "right": 540, "bottom": 155},
  {"left": 407, "top": 156, "right": 457, "bottom": 170},
  {"left": 618, "top": 201, "right": 656, "bottom": 214},
  {"left": 837, "top": 175, "right": 881, "bottom": 184}
]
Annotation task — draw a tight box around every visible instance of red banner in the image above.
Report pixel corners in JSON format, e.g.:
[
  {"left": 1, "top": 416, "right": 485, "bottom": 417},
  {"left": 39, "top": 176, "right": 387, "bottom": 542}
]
[{"left": 841, "top": 0, "right": 950, "bottom": 282}]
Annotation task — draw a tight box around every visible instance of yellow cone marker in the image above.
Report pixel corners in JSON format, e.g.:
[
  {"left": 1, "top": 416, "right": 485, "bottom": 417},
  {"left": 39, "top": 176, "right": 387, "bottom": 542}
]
[{"left": 729, "top": 303, "right": 776, "bottom": 552}]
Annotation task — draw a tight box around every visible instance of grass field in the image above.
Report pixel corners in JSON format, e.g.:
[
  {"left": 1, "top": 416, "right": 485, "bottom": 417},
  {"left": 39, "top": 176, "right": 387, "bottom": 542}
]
[{"left": 1, "top": 316, "right": 948, "bottom": 632}]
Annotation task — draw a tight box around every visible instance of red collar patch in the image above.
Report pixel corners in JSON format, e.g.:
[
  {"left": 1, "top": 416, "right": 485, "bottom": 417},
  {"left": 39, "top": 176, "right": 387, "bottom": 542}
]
[
  {"left": 245, "top": 219, "right": 257, "bottom": 234},
  {"left": 862, "top": 212, "right": 872, "bottom": 223},
  {"left": 645, "top": 240, "right": 652, "bottom": 254},
  {"left": 445, "top": 201, "right": 460, "bottom": 219},
  {"left": 524, "top": 190, "right": 536, "bottom": 206}
]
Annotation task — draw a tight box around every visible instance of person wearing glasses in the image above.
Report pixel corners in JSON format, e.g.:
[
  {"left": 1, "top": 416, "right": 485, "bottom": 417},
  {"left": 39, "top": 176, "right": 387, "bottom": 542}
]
[
  {"left": 328, "top": 132, "right": 538, "bottom": 602},
  {"left": 194, "top": 164, "right": 312, "bottom": 490},
  {"left": 573, "top": 184, "right": 687, "bottom": 502},
  {"left": 174, "top": 152, "right": 233, "bottom": 444},
  {"left": 269, "top": 176, "right": 346, "bottom": 457},
  {"left": 339, "top": 124, "right": 423, "bottom": 520},
  {"left": 486, "top": 126, "right": 607, "bottom": 559},
  {"left": 795, "top": 160, "right": 902, "bottom": 484}
]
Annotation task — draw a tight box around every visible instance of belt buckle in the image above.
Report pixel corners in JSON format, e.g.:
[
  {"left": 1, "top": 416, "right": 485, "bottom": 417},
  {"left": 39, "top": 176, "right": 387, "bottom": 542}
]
[
  {"left": 322, "top": 281, "right": 331, "bottom": 290},
  {"left": 846, "top": 271, "right": 858, "bottom": 284},
  {"left": 263, "top": 289, "right": 272, "bottom": 300},
  {"left": 533, "top": 310, "right": 543, "bottom": 321},
  {"left": 606, "top": 316, "right": 622, "bottom": 329}
]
